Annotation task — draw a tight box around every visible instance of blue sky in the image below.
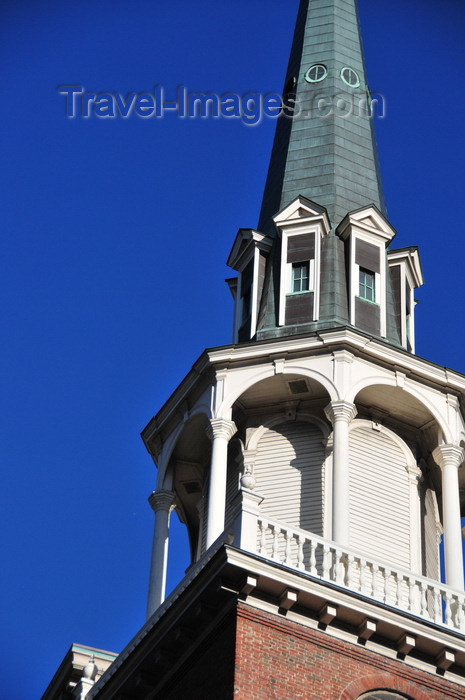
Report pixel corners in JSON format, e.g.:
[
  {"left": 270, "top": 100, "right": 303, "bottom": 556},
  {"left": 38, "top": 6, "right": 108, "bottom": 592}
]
[{"left": 2, "top": 1, "right": 465, "bottom": 698}]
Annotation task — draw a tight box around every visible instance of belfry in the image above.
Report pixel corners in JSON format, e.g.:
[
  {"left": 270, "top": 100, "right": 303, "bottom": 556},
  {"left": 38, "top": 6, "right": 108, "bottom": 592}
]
[{"left": 44, "top": 1, "right": 465, "bottom": 698}]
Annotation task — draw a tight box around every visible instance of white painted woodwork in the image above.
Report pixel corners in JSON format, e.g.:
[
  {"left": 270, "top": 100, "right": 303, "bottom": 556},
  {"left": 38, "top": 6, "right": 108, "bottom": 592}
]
[
  {"left": 252, "top": 512, "right": 465, "bottom": 633},
  {"left": 348, "top": 423, "right": 412, "bottom": 570},
  {"left": 433, "top": 445, "right": 465, "bottom": 590},
  {"left": 146, "top": 490, "right": 176, "bottom": 619},
  {"left": 423, "top": 486, "right": 440, "bottom": 581},
  {"left": 253, "top": 421, "right": 325, "bottom": 536},
  {"left": 144, "top": 326, "right": 465, "bottom": 622},
  {"left": 205, "top": 419, "right": 237, "bottom": 548},
  {"left": 325, "top": 401, "right": 357, "bottom": 545}
]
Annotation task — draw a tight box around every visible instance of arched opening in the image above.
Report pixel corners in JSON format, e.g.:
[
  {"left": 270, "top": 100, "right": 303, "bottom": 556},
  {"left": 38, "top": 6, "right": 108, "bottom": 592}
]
[
  {"left": 253, "top": 420, "right": 326, "bottom": 536},
  {"left": 352, "top": 384, "right": 443, "bottom": 581},
  {"left": 165, "top": 412, "right": 211, "bottom": 569},
  {"left": 229, "top": 373, "right": 332, "bottom": 541}
]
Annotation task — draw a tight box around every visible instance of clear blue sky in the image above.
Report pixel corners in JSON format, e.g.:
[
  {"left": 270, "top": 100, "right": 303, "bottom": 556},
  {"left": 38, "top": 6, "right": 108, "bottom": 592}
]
[{"left": 1, "top": 1, "right": 465, "bottom": 698}]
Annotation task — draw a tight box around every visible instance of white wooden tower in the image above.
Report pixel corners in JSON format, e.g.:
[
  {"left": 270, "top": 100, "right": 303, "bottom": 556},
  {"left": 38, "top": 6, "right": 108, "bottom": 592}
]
[{"left": 143, "top": 0, "right": 465, "bottom": 628}]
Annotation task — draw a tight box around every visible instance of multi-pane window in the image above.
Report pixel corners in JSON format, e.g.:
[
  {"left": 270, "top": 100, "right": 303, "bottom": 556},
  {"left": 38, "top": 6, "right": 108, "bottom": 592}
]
[
  {"left": 291, "top": 262, "right": 310, "bottom": 293},
  {"left": 359, "top": 268, "right": 375, "bottom": 302}
]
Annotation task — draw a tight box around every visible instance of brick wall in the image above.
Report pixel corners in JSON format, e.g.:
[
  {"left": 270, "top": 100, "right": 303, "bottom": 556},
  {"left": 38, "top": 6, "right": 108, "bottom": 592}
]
[{"left": 234, "top": 603, "right": 465, "bottom": 700}]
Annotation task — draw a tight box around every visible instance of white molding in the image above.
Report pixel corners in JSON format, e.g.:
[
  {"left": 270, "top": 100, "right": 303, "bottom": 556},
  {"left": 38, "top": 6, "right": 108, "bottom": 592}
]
[
  {"left": 246, "top": 412, "right": 331, "bottom": 451},
  {"left": 273, "top": 196, "right": 330, "bottom": 327},
  {"left": 337, "top": 205, "right": 396, "bottom": 243},
  {"left": 279, "top": 225, "right": 322, "bottom": 326},
  {"left": 227, "top": 229, "right": 273, "bottom": 343}
]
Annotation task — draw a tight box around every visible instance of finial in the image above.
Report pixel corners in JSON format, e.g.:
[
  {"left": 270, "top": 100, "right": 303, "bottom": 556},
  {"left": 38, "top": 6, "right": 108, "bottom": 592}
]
[{"left": 83, "top": 655, "right": 98, "bottom": 681}]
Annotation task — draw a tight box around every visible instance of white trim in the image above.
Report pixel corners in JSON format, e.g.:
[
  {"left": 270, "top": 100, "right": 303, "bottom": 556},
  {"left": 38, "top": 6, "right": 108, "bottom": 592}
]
[
  {"left": 349, "top": 231, "right": 386, "bottom": 336},
  {"left": 279, "top": 226, "right": 321, "bottom": 326},
  {"left": 387, "top": 253, "right": 421, "bottom": 352},
  {"left": 250, "top": 247, "right": 260, "bottom": 338},
  {"left": 228, "top": 229, "right": 272, "bottom": 343}
]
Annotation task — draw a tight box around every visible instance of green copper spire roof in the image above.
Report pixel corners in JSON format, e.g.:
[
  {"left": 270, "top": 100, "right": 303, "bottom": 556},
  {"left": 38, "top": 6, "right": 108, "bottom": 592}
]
[
  {"left": 228, "top": 0, "right": 423, "bottom": 350},
  {"left": 258, "top": 0, "right": 386, "bottom": 232}
]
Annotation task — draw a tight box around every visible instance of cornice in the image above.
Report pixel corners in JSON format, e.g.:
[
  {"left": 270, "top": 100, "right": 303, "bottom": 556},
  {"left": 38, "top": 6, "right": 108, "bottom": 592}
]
[
  {"left": 89, "top": 545, "right": 465, "bottom": 698},
  {"left": 141, "top": 327, "right": 465, "bottom": 451}
]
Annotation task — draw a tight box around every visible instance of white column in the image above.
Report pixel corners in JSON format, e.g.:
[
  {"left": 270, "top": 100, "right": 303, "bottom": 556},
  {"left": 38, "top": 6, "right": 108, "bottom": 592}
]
[
  {"left": 205, "top": 418, "right": 237, "bottom": 548},
  {"left": 146, "top": 490, "right": 176, "bottom": 619},
  {"left": 433, "top": 445, "right": 464, "bottom": 590},
  {"left": 325, "top": 400, "right": 357, "bottom": 546}
]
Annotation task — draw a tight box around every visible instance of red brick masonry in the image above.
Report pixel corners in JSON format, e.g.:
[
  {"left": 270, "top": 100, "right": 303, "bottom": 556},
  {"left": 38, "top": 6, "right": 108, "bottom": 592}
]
[{"left": 234, "top": 603, "right": 465, "bottom": 700}]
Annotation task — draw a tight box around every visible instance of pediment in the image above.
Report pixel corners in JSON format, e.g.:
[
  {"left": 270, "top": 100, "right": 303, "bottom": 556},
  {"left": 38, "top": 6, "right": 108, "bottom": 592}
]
[
  {"left": 337, "top": 205, "right": 396, "bottom": 242},
  {"left": 273, "top": 196, "right": 330, "bottom": 234},
  {"left": 387, "top": 247, "right": 424, "bottom": 288},
  {"left": 227, "top": 228, "right": 272, "bottom": 270}
]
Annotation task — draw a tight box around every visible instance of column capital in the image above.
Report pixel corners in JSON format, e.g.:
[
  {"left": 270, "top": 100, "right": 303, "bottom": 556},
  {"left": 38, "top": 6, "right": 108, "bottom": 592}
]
[
  {"left": 405, "top": 463, "right": 423, "bottom": 485},
  {"left": 206, "top": 418, "right": 237, "bottom": 442},
  {"left": 324, "top": 400, "right": 357, "bottom": 425},
  {"left": 433, "top": 444, "right": 464, "bottom": 470},
  {"left": 148, "top": 489, "right": 176, "bottom": 513}
]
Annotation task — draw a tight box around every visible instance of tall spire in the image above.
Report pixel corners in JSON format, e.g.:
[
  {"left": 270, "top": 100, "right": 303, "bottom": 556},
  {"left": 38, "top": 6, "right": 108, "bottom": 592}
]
[
  {"left": 227, "top": 0, "right": 422, "bottom": 349},
  {"left": 258, "top": 0, "right": 385, "bottom": 232}
]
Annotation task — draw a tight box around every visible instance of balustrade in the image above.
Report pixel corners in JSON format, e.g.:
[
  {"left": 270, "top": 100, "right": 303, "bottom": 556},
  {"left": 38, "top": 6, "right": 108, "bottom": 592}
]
[{"left": 255, "top": 515, "right": 465, "bottom": 632}]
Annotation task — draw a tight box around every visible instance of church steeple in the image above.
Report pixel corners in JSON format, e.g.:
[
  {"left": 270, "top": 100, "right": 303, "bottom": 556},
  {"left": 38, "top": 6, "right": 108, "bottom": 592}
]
[
  {"left": 258, "top": 0, "right": 386, "bottom": 232},
  {"left": 227, "top": 0, "right": 422, "bottom": 349}
]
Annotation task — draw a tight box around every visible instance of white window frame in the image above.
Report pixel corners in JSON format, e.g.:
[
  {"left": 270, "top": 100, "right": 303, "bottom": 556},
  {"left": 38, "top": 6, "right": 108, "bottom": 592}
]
[
  {"left": 350, "top": 232, "right": 385, "bottom": 336},
  {"left": 287, "top": 259, "right": 315, "bottom": 295},
  {"left": 233, "top": 247, "right": 261, "bottom": 342}
]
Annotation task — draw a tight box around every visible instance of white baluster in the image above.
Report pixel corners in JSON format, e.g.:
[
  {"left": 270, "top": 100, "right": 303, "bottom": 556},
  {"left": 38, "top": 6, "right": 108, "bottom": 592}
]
[
  {"left": 445, "top": 591, "right": 452, "bottom": 626},
  {"left": 345, "top": 554, "right": 354, "bottom": 588},
  {"left": 322, "top": 544, "right": 331, "bottom": 579},
  {"left": 433, "top": 586, "right": 442, "bottom": 624},
  {"left": 297, "top": 535, "right": 305, "bottom": 570},
  {"left": 456, "top": 594, "right": 465, "bottom": 631},
  {"left": 371, "top": 563, "right": 379, "bottom": 598},
  {"left": 383, "top": 568, "right": 390, "bottom": 604},
  {"left": 259, "top": 520, "right": 267, "bottom": 556},
  {"left": 335, "top": 548, "right": 344, "bottom": 585},
  {"left": 396, "top": 572, "right": 403, "bottom": 608},
  {"left": 360, "top": 558, "right": 366, "bottom": 595},
  {"left": 272, "top": 525, "right": 280, "bottom": 561},
  {"left": 285, "top": 530, "right": 292, "bottom": 566},
  {"left": 310, "top": 539, "right": 317, "bottom": 576},
  {"left": 408, "top": 576, "right": 416, "bottom": 613},
  {"left": 420, "top": 582, "right": 428, "bottom": 617}
]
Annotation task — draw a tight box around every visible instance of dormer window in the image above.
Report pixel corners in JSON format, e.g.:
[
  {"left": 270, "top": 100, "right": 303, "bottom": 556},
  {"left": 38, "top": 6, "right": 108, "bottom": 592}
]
[
  {"left": 273, "top": 198, "right": 330, "bottom": 329},
  {"left": 227, "top": 229, "right": 273, "bottom": 343},
  {"left": 337, "top": 206, "right": 397, "bottom": 340},
  {"left": 359, "top": 268, "right": 375, "bottom": 302},
  {"left": 387, "top": 247, "right": 423, "bottom": 353},
  {"left": 241, "top": 287, "right": 251, "bottom": 325},
  {"left": 291, "top": 261, "right": 310, "bottom": 293}
]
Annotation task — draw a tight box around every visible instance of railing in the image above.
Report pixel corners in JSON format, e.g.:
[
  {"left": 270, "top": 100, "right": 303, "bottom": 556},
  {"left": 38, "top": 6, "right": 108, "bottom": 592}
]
[{"left": 256, "top": 515, "right": 465, "bottom": 632}]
